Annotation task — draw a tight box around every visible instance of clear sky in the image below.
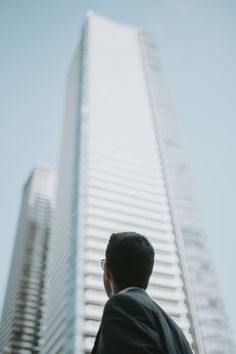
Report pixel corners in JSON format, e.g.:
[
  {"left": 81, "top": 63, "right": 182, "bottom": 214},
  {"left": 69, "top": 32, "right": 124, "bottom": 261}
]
[{"left": 0, "top": 0, "right": 235, "bottom": 341}]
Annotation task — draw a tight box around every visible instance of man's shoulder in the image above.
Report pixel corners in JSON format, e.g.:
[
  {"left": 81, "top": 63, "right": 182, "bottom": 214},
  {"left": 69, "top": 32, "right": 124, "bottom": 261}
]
[
  {"left": 105, "top": 289, "right": 190, "bottom": 340},
  {"left": 95, "top": 290, "right": 165, "bottom": 354},
  {"left": 100, "top": 289, "right": 193, "bottom": 354}
]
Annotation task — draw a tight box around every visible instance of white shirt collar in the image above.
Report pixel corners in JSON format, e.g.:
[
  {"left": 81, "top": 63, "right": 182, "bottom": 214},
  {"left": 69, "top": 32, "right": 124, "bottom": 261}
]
[{"left": 118, "top": 286, "right": 142, "bottom": 294}]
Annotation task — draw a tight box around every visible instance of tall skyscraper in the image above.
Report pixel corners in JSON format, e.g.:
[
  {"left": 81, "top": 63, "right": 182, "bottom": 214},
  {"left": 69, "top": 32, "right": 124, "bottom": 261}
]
[
  {"left": 0, "top": 165, "right": 56, "bottom": 354},
  {"left": 42, "top": 12, "right": 235, "bottom": 354}
]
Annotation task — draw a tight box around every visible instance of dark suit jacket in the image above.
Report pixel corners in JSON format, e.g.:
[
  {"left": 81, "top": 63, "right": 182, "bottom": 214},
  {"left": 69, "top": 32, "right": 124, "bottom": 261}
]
[{"left": 91, "top": 288, "right": 193, "bottom": 354}]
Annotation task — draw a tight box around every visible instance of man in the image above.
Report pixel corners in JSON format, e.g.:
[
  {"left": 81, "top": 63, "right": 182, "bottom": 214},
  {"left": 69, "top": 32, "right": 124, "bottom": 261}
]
[{"left": 91, "top": 231, "right": 194, "bottom": 354}]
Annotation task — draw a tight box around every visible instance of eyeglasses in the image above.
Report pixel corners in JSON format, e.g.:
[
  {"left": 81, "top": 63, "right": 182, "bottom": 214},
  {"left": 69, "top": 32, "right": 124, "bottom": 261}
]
[{"left": 100, "top": 259, "right": 106, "bottom": 271}]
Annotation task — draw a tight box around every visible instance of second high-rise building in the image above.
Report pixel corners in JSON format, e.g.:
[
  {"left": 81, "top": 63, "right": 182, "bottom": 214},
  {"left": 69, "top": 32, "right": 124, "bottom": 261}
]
[{"left": 0, "top": 164, "right": 56, "bottom": 354}]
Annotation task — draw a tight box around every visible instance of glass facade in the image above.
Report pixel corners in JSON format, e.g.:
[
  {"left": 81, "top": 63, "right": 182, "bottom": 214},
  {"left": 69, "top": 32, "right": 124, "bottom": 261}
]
[
  {"left": 140, "top": 31, "right": 236, "bottom": 354},
  {"left": 0, "top": 165, "right": 56, "bottom": 354}
]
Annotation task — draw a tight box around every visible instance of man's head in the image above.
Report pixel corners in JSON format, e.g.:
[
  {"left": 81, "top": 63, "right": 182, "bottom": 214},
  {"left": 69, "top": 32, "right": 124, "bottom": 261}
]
[{"left": 103, "top": 231, "right": 155, "bottom": 297}]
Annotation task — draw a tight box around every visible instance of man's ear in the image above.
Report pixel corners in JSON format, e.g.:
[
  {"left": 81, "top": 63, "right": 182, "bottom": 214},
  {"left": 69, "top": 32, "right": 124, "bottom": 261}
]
[{"left": 104, "top": 264, "right": 112, "bottom": 281}]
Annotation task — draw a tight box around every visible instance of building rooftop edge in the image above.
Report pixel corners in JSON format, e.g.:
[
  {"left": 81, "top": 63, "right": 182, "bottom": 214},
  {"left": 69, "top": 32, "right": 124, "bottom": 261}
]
[
  {"left": 85, "top": 10, "right": 141, "bottom": 32},
  {"left": 23, "top": 163, "right": 55, "bottom": 190}
]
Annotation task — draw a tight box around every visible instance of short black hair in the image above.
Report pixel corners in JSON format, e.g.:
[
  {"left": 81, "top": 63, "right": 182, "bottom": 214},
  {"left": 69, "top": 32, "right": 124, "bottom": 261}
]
[{"left": 105, "top": 231, "right": 155, "bottom": 290}]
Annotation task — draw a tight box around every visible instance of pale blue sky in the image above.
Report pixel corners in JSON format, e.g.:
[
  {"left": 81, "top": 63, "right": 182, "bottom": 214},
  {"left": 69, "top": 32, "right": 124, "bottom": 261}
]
[{"left": 0, "top": 0, "right": 235, "bottom": 340}]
